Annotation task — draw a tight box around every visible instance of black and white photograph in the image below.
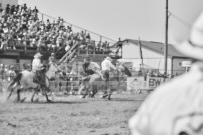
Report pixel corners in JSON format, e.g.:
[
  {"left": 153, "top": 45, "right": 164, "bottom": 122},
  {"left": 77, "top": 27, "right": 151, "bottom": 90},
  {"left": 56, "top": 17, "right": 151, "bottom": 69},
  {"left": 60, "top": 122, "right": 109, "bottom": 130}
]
[{"left": 0, "top": 0, "right": 203, "bottom": 135}]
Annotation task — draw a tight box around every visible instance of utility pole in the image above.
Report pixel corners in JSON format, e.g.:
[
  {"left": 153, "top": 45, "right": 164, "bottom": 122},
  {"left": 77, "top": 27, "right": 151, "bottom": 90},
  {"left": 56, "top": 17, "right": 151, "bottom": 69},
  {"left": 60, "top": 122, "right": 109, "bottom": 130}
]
[{"left": 164, "top": 0, "right": 169, "bottom": 76}]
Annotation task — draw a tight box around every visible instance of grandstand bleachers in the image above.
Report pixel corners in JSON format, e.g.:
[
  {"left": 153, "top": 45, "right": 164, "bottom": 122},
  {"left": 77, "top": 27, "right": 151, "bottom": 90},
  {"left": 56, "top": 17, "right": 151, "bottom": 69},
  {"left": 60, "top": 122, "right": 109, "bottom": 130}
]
[{"left": 0, "top": 3, "right": 121, "bottom": 85}]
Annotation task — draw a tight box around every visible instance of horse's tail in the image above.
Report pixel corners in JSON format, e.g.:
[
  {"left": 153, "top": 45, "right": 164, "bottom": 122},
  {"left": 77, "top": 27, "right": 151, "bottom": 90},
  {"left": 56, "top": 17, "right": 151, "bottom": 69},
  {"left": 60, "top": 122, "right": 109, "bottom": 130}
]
[{"left": 7, "top": 73, "right": 22, "bottom": 90}]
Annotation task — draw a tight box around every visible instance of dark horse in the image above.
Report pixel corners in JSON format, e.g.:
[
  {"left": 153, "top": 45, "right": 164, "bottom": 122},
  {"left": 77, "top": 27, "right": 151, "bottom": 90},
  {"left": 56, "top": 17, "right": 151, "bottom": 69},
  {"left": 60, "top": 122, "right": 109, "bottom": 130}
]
[
  {"left": 6, "top": 63, "right": 59, "bottom": 102},
  {"left": 78, "top": 63, "right": 132, "bottom": 100}
]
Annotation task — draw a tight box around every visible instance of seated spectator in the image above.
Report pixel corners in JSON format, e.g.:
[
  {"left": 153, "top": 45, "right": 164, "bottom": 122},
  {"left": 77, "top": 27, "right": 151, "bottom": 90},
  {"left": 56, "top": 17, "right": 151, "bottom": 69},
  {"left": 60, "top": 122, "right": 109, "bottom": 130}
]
[
  {"left": 115, "top": 38, "right": 123, "bottom": 54},
  {"left": 95, "top": 41, "right": 101, "bottom": 51},
  {"left": 21, "top": 4, "right": 27, "bottom": 12},
  {"left": 5, "top": 4, "right": 10, "bottom": 15},
  {"left": 101, "top": 41, "right": 108, "bottom": 51},
  {"left": 32, "top": 6, "right": 39, "bottom": 14},
  {"left": 86, "top": 33, "right": 91, "bottom": 40}
]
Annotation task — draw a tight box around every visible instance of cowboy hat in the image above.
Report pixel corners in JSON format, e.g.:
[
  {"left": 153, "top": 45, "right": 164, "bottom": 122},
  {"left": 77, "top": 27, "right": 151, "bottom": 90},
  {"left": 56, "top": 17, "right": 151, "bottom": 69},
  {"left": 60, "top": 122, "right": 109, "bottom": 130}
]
[
  {"left": 173, "top": 12, "right": 203, "bottom": 60},
  {"left": 105, "top": 56, "right": 113, "bottom": 61},
  {"left": 34, "top": 52, "right": 43, "bottom": 58}
]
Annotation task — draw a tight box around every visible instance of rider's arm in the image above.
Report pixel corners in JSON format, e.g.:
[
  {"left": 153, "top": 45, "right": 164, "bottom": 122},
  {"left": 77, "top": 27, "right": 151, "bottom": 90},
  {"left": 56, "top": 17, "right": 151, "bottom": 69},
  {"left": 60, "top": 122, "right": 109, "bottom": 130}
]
[
  {"left": 108, "top": 61, "right": 117, "bottom": 70},
  {"left": 91, "top": 62, "right": 100, "bottom": 70}
]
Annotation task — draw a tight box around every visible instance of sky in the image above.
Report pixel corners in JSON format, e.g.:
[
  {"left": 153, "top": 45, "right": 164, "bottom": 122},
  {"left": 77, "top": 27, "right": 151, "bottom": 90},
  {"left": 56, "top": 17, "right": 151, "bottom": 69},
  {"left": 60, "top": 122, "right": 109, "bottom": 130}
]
[{"left": 18, "top": 0, "right": 203, "bottom": 44}]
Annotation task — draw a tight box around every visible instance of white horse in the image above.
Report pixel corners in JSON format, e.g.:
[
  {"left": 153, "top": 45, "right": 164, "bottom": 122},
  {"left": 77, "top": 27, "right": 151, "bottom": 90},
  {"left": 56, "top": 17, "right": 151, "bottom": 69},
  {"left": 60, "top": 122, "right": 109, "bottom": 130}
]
[{"left": 6, "top": 63, "right": 60, "bottom": 102}]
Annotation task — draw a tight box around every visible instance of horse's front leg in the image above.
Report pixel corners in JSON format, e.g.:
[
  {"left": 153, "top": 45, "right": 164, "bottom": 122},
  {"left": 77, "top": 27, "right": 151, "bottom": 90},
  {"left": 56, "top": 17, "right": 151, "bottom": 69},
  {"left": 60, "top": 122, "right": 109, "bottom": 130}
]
[
  {"left": 16, "top": 88, "right": 27, "bottom": 102},
  {"left": 81, "top": 88, "right": 88, "bottom": 98},
  {"left": 107, "top": 88, "right": 113, "bottom": 100},
  {"left": 16, "top": 88, "right": 27, "bottom": 103},
  {"left": 90, "top": 85, "right": 98, "bottom": 98},
  {"left": 42, "top": 87, "right": 52, "bottom": 103},
  {"left": 78, "top": 84, "right": 85, "bottom": 96},
  {"left": 101, "top": 82, "right": 109, "bottom": 99},
  {"left": 45, "top": 93, "right": 52, "bottom": 102},
  {"left": 7, "top": 87, "right": 14, "bottom": 100},
  {"left": 16, "top": 89, "right": 21, "bottom": 102},
  {"left": 31, "top": 89, "right": 38, "bottom": 103}
]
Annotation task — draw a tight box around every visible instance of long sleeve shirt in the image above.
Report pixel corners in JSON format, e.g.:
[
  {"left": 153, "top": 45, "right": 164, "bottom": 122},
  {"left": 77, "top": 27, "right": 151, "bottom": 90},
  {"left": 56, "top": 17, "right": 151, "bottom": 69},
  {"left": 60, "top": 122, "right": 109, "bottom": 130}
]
[
  {"left": 32, "top": 58, "right": 43, "bottom": 72},
  {"left": 101, "top": 59, "right": 116, "bottom": 71}
]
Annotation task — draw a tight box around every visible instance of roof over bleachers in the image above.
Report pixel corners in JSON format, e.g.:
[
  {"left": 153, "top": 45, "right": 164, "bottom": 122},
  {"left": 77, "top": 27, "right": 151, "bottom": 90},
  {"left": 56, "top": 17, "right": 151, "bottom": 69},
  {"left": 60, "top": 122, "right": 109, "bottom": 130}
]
[{"left": 124, "top": 39, "right": 187, "bottom": 58}]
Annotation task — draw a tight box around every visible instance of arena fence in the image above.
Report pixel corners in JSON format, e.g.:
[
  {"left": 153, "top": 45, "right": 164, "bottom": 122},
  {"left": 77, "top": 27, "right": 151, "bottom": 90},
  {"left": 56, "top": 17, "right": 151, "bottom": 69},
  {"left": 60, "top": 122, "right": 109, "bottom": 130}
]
[
  {"left": 0, "top": 61, "right": 182, "bottom": 95},
  {"left": 0, "top": 68, "right": 175, "bottom": 95},
  {"left": 0, "top": 74, "right": 128, "bottom": 95}
]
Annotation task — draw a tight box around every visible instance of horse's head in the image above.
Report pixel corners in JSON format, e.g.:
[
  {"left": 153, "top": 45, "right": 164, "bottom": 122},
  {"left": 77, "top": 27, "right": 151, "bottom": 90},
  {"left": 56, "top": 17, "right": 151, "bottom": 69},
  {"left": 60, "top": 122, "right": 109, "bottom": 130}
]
[
  {"left": 117, "top": 64, "right": 132, "bottom": 77},
  {"left": 46, "top": 63, "right": 61, "bottom": 79},
  {"left": 49, "top": 63, "right": 61, "bottom": 72}
]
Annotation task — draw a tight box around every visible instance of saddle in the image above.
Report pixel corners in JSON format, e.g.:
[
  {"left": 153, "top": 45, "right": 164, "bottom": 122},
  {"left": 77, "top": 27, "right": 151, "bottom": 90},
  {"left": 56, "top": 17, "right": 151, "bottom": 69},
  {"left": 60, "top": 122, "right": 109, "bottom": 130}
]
[{"left": 33, "top": 74, "right": 39, "bottom": 84}]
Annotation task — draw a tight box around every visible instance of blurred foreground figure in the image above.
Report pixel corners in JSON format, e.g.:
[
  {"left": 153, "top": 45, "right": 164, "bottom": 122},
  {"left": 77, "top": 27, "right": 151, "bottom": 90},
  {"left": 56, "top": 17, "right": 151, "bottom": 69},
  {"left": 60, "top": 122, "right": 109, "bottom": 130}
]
[{"left": 129, "top": 12, "right": 203, "bottom": 135}]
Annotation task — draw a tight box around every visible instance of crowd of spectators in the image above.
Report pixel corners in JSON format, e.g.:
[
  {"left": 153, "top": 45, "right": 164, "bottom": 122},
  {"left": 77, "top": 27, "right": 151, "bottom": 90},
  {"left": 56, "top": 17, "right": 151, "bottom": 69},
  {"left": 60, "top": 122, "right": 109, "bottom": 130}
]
[
  {"left": 0, "top": 63, "right": 19, "bottom": 82},
  {"left": 0, "top": 3, "right": 122, "bottom": 85},
  {"left": 0, "top": 3, "right": 112, "bottom": 60}
]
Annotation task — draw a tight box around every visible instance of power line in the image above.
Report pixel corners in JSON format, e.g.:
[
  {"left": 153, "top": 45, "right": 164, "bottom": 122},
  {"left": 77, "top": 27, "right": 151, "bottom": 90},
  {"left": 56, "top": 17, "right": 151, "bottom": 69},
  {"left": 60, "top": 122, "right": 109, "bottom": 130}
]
[
  {"left": 39, "top": 12, "right": 116, "bottom": 43},
  {"left": 169, "top": 11, "right": 192, "bottom": 28}
]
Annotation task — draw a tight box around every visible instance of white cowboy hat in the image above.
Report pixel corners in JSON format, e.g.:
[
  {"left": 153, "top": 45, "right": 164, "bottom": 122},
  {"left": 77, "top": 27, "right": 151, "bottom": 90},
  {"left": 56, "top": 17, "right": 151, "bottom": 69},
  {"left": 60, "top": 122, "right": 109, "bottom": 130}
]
[
  {"left": 173, "top": 12, "right": 203, "bottom": 60},
  {"left": 105, "top": 56, "right": 113, "bottom": 61},
  {"left": 34, "top": 53, "right": 43, "bottom": 58}
]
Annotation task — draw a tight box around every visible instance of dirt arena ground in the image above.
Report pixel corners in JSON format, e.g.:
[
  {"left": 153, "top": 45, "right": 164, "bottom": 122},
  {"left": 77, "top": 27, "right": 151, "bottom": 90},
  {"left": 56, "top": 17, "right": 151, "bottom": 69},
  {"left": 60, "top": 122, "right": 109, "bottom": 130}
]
[{"left": 0, "top": 93, "right": 148, "bottom": 135}]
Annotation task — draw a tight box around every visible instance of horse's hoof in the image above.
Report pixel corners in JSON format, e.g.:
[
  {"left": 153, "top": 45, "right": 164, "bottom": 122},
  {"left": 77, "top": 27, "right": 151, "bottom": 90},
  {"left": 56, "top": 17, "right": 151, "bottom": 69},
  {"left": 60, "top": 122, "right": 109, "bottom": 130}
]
[
  {"left": 80, "top": 95, "right": 86, "bottom": 98},
  {"left": 101, "top": 95, "right": 108, "bottom": 99},
  {"left": 47, "top": 99, "right": 53, "bottom": 103},
  {"left": 35, "top": 98, "right": 39, "bottom": 102},
  {"left": 64, "top": 92, "right": 69, "bottom": 96},
  {"left": 20, "top": 97, "right": 26, "bottom": 103},
  {"left": 31, "top": 98, "right": 34, "bottom": 103}
]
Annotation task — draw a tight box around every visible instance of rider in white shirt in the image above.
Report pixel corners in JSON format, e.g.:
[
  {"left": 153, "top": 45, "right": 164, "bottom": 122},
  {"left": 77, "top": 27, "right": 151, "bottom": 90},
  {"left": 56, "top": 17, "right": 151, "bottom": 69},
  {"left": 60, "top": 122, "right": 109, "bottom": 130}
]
[
  {"left": 32, "top": 52, "right": 46, "bottom": 86},
  {"left": 101, "top": 56, "right": 117, "bottom": 81}
]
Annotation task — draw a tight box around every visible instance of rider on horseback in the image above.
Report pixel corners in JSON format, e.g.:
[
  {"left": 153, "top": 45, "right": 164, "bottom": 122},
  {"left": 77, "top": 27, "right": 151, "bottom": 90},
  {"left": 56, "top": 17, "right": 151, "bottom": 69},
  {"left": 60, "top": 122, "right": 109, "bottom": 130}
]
[
  {"left": 101, "top": 56, "right": 117, "bottom": 99},
  {"left": 32, "top": 52, "right": 46, "bottom": 87},
  {"left": 101, "top": 56, "right": 117, "bottom": 81}
]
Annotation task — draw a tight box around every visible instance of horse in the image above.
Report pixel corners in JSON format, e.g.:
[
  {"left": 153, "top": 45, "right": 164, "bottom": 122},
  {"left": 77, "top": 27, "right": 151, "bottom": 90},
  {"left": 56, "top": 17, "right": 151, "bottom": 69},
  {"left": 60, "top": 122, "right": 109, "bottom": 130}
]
[
  {"left": 6, "top": 63, "right": 60, "bottom": 102},
  {"left": 78, "top": 63, "right": 132, "bottom": 100}
]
